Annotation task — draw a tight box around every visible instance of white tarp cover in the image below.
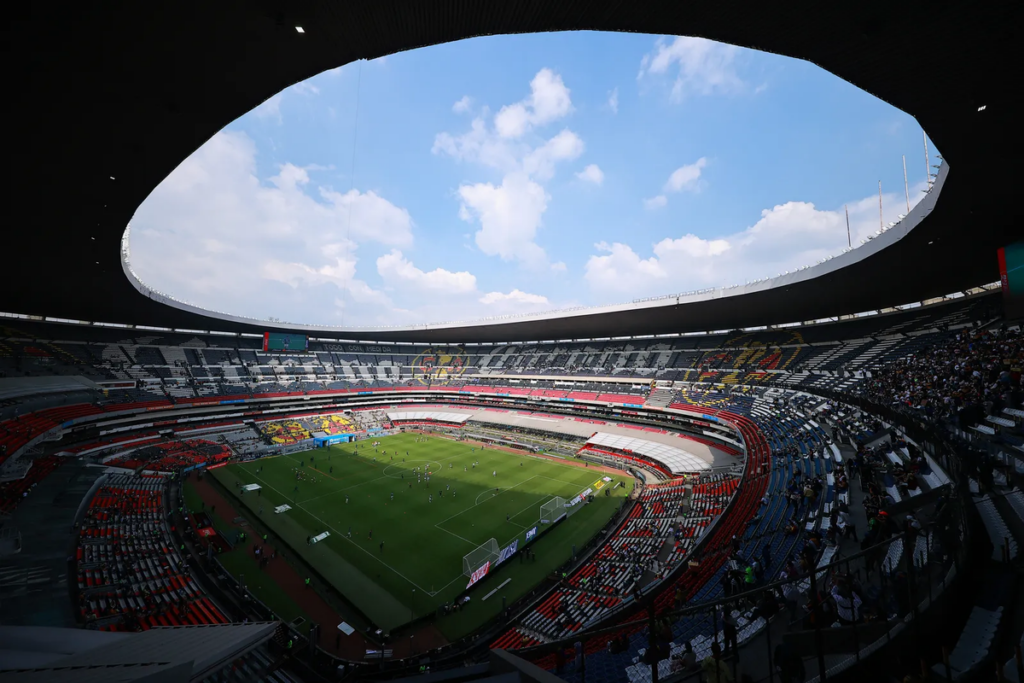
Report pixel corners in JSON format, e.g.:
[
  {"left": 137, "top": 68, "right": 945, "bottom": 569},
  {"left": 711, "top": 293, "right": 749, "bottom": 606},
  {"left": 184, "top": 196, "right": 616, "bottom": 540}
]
[
  {"left": 585, "top": 432, "right": 711, "bottom": 474},
  {"left": 387, "top": 411, "right": 472, "bottom": 424}
]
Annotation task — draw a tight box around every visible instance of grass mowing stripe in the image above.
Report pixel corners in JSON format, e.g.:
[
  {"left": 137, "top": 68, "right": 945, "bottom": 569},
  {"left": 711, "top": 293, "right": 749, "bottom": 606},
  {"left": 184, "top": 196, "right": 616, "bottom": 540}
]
[
  {"left": 215, "top": 466, "right": 414, "bottom": 625},
  {"left": 246, "top": 469, "right": 436, "bottom": 594},
  {"left": 213, "top": 433, "right": 629, "bottom": 633}
]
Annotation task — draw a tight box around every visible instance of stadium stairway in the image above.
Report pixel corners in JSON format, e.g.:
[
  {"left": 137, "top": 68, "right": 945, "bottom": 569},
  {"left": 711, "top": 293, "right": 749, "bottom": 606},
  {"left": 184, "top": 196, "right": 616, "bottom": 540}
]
[
  {"left": 643, "top": 387, "right": 675, "bottom": 409},
  {"left": 199, "top": 643, "right": 302, "bottom": 683}
]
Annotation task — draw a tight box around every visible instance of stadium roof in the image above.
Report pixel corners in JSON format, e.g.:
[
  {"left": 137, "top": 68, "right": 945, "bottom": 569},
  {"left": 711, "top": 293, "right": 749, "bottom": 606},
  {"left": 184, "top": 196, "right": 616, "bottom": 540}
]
[
  {"left": 388, "top": 411, "right": 472, "bottom": 424},
  {"left": 586, "top": 432, "right": 712, "bottom": 474},
  {"left": 0, "top": 622, "right": 278, "bottom": 683},
  {"left": 9, "top": 2, "right": 1018, "bottom": 343}
]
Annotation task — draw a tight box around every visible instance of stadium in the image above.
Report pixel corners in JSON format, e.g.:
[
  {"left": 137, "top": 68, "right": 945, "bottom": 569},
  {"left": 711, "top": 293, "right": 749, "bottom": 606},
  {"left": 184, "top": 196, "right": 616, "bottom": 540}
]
[{"left": 1, "top": 3, "right": 1021, "bottom": 683}]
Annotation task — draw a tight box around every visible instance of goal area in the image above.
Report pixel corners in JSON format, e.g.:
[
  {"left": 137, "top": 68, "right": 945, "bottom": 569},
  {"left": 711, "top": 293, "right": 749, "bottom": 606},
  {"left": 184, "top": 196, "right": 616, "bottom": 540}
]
[
  {"left": 463, "top": 538, "right": 499, "bottom": 577},
  {"left": 540, "top": 496, "right": 566, "bottom": 524}
]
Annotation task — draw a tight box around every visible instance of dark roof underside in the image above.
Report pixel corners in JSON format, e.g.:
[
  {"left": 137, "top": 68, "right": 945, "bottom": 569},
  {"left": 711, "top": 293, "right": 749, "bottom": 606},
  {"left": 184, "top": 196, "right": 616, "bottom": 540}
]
[{"left": 7, "top": 1, "right": 1021, "bottom": 343}]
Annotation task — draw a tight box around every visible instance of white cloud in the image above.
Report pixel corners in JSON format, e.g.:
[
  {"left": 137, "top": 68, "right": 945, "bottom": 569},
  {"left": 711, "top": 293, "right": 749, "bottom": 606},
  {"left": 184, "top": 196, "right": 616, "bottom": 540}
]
[
  {"left": 643, "top": 195, "right": 668, "bottom": 210},
  {"left": 494, "top": 104, "right": 530, "bottom": 140},
  {"left": 494, "top": 68, "right": 573, "bottom": 138},
  {"left": 607, "top": 88, "right": 619, "bottom": 114},
  {"left": 458, "top": 172, "right": 550, "bottom": 266},
  {"left": 292, "top": 82, "right": 320, "bottom": 96},
  {"left": 639, "top": 37, "right": 745, "bottom": 102},
  {"left": 586, "top": 241, "right": 667, "bottom": 284},
  {"left": 452, "top": 95, "right": 473, "bottom": 114},
  {"left": 641, "top": 158, "right": 706, "bottom": 210},
  {"left": 434, "top": 69, "right": 584, "bottom": 268},
  {"left": 253, "top": 93, "right": 283, "bottom": 123},
  {"left": 263, "top": 250, "right": 356, "bottom": 289},
  {"left": 576, "top": 164, "right": 604, "bottom": 186},
  {"left": 586, "top": 182, "right": 929, "bottom": 297},
  {"left": 128, "top": 130, "right": 413, "bottom": 324},
  {"left": 523, "top": 129, "right": 585, "bottom": 180},
  {"left": 376, "top": 250, "right": 476, "bottom": 293},
  {"left": 368, "top": 251, "right": 554, "bottom": 320},
  {"left": 664, "top": 157, "right": 708, "bottom": 193},
  {"left": 432, "top": 117, "right": 522, "bottom": 173},
  {"left": 479, "top": 289, "right": 550, "bottom": 306},
  {"left": 318, "top": 187, "right": 414, "bottom": 247},
  {"left": 130, "top": 133, "right": 565, "bottom": 326}
]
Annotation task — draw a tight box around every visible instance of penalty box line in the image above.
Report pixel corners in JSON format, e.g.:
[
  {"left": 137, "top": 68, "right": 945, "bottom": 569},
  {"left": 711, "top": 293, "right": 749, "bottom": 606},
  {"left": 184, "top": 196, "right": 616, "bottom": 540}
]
[
  {"left": 432, "top": 498, "right": 543, "bottom": 596},
  {"left": 436, "top": 474, "right": 540, "bottom": 525},
  {"left": 436, "top": 469, "right": 585, "bottom": 532},
  {"left": 247, "top": 470, "right": 438, "bottom": 596},
  {"left": 435, "top": 483, "right": 542, "bottom": 544}
]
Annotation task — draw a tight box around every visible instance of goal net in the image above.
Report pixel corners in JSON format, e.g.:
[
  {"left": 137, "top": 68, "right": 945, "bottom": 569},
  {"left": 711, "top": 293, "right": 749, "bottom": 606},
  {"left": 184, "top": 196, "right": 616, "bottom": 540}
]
[
  {"left": 463, "top": 538, "right": 500, "bottom": 577},
  {"left": 540, "top": 496, "right": 566, "bottom": 524}
]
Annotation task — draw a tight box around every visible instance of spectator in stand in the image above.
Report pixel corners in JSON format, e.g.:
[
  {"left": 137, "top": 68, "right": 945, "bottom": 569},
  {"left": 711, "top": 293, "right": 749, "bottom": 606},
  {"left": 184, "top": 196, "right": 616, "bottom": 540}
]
[{"left": 861, "top": 326, "right": 1023, "bottom": 427}]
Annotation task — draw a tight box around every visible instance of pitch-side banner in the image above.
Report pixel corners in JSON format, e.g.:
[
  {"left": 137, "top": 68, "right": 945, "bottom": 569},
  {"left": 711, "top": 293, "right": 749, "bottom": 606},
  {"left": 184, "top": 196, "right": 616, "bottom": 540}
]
[{"left": 466, "top": 561, "right": 491, "bottom": 590}]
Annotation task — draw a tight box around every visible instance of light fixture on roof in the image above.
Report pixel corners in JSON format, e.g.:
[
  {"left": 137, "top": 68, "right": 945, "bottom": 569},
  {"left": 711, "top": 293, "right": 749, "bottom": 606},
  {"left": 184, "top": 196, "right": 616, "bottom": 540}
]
[
  {"left": 295, "top": 26, "right": 305, "bottom": 33},
  {"left": 977, "top": 105, "right": 986, "bottom": 112}
]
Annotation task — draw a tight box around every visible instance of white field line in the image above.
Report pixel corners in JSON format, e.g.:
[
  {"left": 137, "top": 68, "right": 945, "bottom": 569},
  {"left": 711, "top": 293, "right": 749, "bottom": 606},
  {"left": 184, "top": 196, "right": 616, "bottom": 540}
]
[
  {"left": 441, "top": 475, "right": 540, "bottom": 515},
  {"left": 430, "top": 486, "right": 549, "bottom": 594},
  {"left": 435, "top": 526, "right": 477, "bottom": 547},
  {"left": 247, "top": 470, "right": 435, "bottom": 595},
  {"left": 252, "top": 436, "right": 604, "bottom": 597},
  {"left": 291, "top": 449, "right": 464, "bottom": 502}
]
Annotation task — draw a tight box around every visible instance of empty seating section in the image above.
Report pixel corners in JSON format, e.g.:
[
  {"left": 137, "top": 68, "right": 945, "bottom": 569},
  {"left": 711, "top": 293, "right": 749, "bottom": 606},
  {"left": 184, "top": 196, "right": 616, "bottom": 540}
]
[
  {"left": 65, "top": 433, "right": 163, "bottom": 454},
  {"left": 518, "top": 409, "right": 771, "bottom": 674},
  {"left": 104, "top": 439, "right": 232, "bottom": 473},
  {"left": 976, "top": 495, "right": 1018, "bottom": 562},
  {"left": 0, "top": 403, "right": 104, "bottom": 467},
  {"left": 934, "top": 606, "right": 1004, "bottom": 681},
  {"left": 0, "top": 454, "right": 64, "bottom": 513},
  {"left": 513, "top": 475, "right": 729, "bottom": 641},
  {"left": 496, "top": 405, "right": 773, "bottom": 669},
  {"left": 75, "top": 474, "right": 227, "bottom": 631},
  {"left": 0, "top": 293, "right": 998, "bottom": 409}
]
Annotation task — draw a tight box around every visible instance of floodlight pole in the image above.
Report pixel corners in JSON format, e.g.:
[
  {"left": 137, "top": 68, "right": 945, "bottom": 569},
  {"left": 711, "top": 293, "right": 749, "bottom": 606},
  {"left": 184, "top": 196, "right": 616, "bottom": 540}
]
[
  {"left": 878, "top": 181, "right": 884, "bottom": 230},
  {"left": 923, "top": 131, "right": 931, "bottom": 189},
  {"left": 902, "top": 155, "right": 911, "bottom": 212},
  {"left": 845, "top": 205, "right": 851, "bottom": 248}
]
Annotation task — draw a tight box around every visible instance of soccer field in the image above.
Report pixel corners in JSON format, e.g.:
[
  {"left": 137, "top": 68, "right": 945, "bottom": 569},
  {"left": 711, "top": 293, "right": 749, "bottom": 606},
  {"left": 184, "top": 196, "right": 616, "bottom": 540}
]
[{"left": 212, "top": 433, "right": 628, "bottom": 634}]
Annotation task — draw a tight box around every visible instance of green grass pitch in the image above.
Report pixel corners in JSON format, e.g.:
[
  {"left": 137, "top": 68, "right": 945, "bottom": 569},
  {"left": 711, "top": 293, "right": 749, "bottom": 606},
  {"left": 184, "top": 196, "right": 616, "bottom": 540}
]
[{"left": 211, "top": 433, "right": 629, "bottom": 637}]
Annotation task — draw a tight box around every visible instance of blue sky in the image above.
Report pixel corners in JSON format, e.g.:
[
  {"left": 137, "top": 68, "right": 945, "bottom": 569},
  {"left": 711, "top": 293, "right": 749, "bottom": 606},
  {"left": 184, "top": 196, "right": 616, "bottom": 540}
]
[{"left": 129, "top": 31, "right": 935, "bottom": 327}]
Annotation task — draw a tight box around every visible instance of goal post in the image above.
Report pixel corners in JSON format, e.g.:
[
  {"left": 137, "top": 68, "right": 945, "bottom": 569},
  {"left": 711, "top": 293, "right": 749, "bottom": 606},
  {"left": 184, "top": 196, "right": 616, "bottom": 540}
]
[
  {"left": 463, "top": 538, "right": 499, "bottom": 577},
  {"left": 540, "top": 496, "right": 566, "bottom": 524}
]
